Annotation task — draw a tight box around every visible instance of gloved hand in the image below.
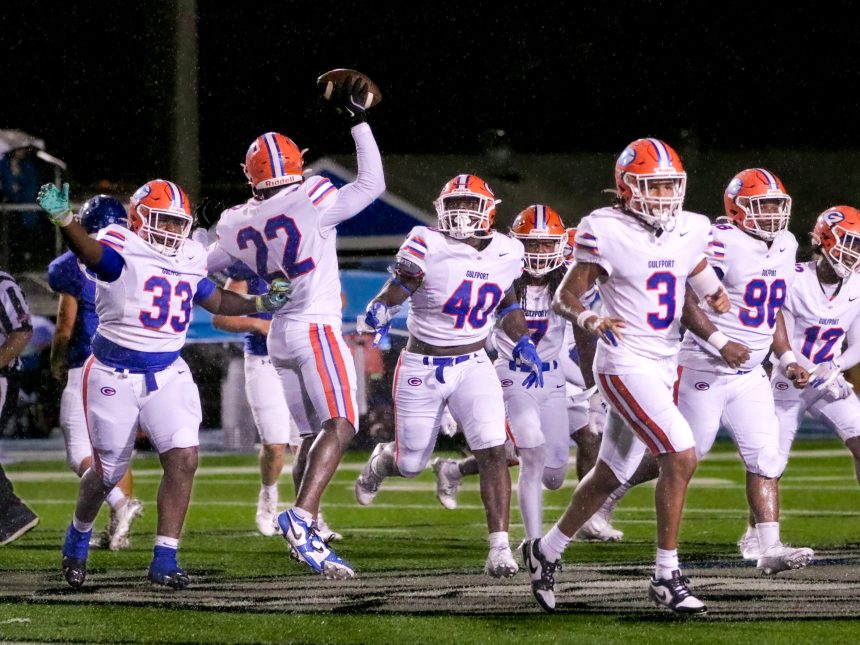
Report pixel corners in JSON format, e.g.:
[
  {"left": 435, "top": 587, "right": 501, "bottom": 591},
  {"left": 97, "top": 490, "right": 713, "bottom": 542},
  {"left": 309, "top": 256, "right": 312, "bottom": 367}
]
[
  {"left": 811, "top": 360, "right": 854, "bottom": 400},
  {"left": 356, "top": 300, "right": 401, "bottom": 347},
  {"left": 587, "top": 387, "right": 608, "bottom": 434},
  {"left": 513, "top": 335, "right": 544, "bottom": 389},
  {"left": 255, "top": 277, "right": 292, "bottom": 312},
  {"left": 37, "top": 182, "right": 75, "bottom": 227},
  {"left": 331, "top": 76, "right": 370, "bottom": 125},
  {"left": 194, "top": 196, "right": 226, "bottom": 230}
]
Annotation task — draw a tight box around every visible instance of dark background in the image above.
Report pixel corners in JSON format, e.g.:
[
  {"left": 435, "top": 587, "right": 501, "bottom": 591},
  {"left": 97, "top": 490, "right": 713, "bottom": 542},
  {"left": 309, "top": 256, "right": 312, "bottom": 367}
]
[{"left": 4, "top": 1, "right": 860, "bottom": 186}]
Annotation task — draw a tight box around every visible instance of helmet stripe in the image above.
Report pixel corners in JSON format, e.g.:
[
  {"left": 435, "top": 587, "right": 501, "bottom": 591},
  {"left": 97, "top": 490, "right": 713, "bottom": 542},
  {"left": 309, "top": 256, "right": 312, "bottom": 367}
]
[
  {"left": 165, "top": 181, "right": 183, "bottom": 209},
  {"left": 456, "top": 174, "right": 469, "bottom": 189},
  {"left": 649, "top": 138, "right": 670, "bottom": 167},
  {"left": 756, "top": 168, "right": 778, "bottom": 189},
  {"left": 536, "top": 205, "right": 545, "bottom": 230},
  {"left": 263, "top": 133, "right": 285, "bottom": 178}
]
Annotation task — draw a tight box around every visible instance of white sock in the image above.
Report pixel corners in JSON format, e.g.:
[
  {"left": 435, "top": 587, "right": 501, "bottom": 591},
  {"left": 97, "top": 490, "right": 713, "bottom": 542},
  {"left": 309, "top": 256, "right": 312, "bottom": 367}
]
[
  {"left": 292, "top": 506, "right": 314, "bottom": 522},
  {"left": 541, "top": 523, "right": 571, "bottom": 562},
  {"left": 599, "top": 480, "right": 632, "bottom": 518},
  {"left": 756, "top": 522, "right": 780, "bottom": 551},
  {"left": 488, "top": 531, "right": 509, "bottom": 550},
  {"left": 106, "top": 487, "right": 127, "bottom": 511},
  {"left": 155, "top": 535, "right": 180, "bottom": 550},
  {"left": 262, "top": 484, "right": 278, "bottom": 497},
  {"left": 655, "top": 548, "right": 679, "bottom": 580},
  {"left": 72, "top": 516, "right": 94, "bottom": 533}
]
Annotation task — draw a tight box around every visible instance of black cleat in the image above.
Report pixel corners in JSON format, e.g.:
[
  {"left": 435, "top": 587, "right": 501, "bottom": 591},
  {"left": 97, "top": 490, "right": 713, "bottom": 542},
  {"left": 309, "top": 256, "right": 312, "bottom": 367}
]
[
  {"left": 62, "top": 555, "right": 87, "bottom": 589},
  {"left": 148, "top": 563, "right": 190, "bottom": 589}
]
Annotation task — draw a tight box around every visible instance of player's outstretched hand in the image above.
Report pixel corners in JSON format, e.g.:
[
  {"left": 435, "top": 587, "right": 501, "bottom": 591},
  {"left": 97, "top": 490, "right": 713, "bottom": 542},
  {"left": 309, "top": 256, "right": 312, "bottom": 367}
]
[
  {"left": 256, "top": 277, "right": 292, "bottom": 313},
  {"left": 705, "top": 288, "right": 731, "bottom": 314},
  {"left": 332, "top": 76, "right": 370, "bottom": 125},
  {"left": 513, "top": 335, "right": 544, "bottom": 389},
  {"left": 357, "top": 300, "right": 401, "bottom": 347},
  {"left": 581, "top": 314, "right": 626, "bottom": 347},
  {"left": 719, "top": 340, "right": 751, "bottom": 369},
  {"left": 37, "top": 182, "right": 74, "bottom": 227}
]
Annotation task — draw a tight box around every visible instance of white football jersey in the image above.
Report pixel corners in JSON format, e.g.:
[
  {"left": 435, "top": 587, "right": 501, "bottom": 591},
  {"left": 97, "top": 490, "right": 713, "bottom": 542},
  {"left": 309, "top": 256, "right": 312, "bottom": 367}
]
[
  {"left": 679, "top": 224, "right": 798, "bottom": 373},
  {"left": 94, "top": 225, "right": 209, "bottom": 353},
  {"left": 781, "top": 260, "right": 860, "bottom": 367},
  {"left": 398, "top": 227, "right": 524, "bottom": 347},
  {"left": 574, "top": 206, "right": 711, "bottom": 361},
  {"left": 494, "top": 283, "right": 565, "bottom": 361}
]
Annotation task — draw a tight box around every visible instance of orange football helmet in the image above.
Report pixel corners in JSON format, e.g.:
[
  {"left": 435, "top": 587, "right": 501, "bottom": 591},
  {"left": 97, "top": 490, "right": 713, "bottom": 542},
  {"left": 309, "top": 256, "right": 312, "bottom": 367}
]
[
  {"left": 510, "top": 205, "right": 567, "bottom": 276},
  {"left": 724, "top": 168, "right": 791, "bottom": 241},
  {"left": 615, "top": 138, "right": 686, "bottom": 232},
  {"left": 128, "top": 179, "right": 193, "bottom": 256},
  {"left": 563, "top": 227, "right": 577, "bottom": 262},
  {"left": 243, "top": 132, "right": 306, "bottom": 191},
  {"left": 811, "top": 206, "right": 860, "bottom": 279},
  {"left": 433, "top": 174, "right": 499, "bottom": 239}
]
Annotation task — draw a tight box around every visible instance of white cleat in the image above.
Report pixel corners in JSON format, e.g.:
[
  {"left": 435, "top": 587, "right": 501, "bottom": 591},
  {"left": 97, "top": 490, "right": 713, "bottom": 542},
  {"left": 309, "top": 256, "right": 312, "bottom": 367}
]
[
  {"left": 757, "top": 543, "right": 815, "bottom": 575},
  {"left": 484, "top": 545, "right": 519, "bottom": 578},
  {"left": 738, "top": 525, "right": 761, "bottom": 560},
  {"left": 255, "top": 488, "right": 279, "bottom": 537},
  {"left": 316, "top": 511, "right": 342, "bottom": 543},
  {"left": 573, "top": 513, "right": 623, "bottom": 542},
  {"left": 355, "top": 443, "right": 385, "bottom": 506},
  {"left": 648, "top": 570, "right": 707, "bottom": 615},
  {"left": 431, "top": 458, "right": 462, "bottom": 510},
  {"left": 109, "top": 498, "right": 143, "bottom": 551}
]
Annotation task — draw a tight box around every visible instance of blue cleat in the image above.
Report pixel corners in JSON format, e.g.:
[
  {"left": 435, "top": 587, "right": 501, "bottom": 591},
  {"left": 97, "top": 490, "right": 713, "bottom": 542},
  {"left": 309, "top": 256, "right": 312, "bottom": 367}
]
[
  {"left": 61, "top": 523, "right": 92, "bottom": 589},
  {"left": 278, "top": 508, "right": 354, "bottom": 580},
  {"left": 147, "top": 545, "right": 190, "bottom": 589}
]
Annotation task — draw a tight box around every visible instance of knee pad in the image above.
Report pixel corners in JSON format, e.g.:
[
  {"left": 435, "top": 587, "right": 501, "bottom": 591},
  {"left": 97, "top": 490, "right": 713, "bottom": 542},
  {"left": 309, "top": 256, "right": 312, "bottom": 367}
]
[
  {"left": 395, "top": 450, "right": 427, "bottom": 479},
  {"left": 542, "top": 465, "right": 568, "bottom": 490},
  {"left": 751, "top": 445, "right": 782, "bottom": 479}
]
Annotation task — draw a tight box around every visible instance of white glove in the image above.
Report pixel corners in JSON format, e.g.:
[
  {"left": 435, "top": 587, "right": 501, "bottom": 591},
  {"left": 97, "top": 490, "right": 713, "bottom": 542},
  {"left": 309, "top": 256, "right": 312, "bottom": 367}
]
[
  {"left": 810, "top": 360, "right": 854, "bottom": 401},
  {"left": 587, "top": 387, "right": 608, "bottom": 434},
  {"left": 439, "top": 406, "right": 458, "bottom": 437}
]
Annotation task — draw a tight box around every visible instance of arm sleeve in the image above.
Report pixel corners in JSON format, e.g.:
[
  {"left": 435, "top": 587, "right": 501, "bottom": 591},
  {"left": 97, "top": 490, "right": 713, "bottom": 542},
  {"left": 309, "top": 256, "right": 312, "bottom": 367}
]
[
  {"left": 193, "top": 277, "right": 217, "bottom": 304},
  {"left": 206, "top": 242, "right": 236, "bottom": 274},
  {"left": 706, "top": 225, "right": 728, "bottom": 275},
  {"left": 572, "top": 218, "right": 613, "bottom": 276},
  {"left": 90, "top": 243, "right": 124, "bottom": 282},
  {"left": 317, "top": 123, "right": 386, "bottom": 232},
  {"left": 47, "top": 256, "right": 82, "bottom": 297},
  {"left": 395, "top": 229, "right": 429, "bottom": 274},
  {"left": 0, "top": 280, "right": 31, "bottom": 333}
]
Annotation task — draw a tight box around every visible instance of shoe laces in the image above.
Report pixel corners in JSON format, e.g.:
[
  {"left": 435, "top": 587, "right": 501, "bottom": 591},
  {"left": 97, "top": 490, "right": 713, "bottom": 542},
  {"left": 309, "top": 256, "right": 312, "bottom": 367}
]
[{"left": 663, "top": 573, "right": 693, "bottom": 600}]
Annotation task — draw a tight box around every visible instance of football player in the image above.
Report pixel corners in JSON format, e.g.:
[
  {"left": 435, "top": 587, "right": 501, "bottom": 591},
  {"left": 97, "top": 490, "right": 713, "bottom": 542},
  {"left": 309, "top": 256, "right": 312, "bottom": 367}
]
[
  {"left": 37, "top": 180, "right": 291, "bottom": 590},
  {"left": 522, "top": 138, "right": 728, "bottom": 615},
  {"left": 206, "top": 76, "right": 384, "bottom": 579},
  {"left": 48, "top": 195, "right": 143, "bottom": 551},
  {"left": 211, "top": 265, "right": 340, "bottom": 543},
  {"left": 677, "top": 169, "right": 814, "bottom": 575},
  {"left": 354, "top": 175, "right": 543, "bottom": 577},
  {"left": 759, "top": 206, "right": 860, "bottom": 553}
]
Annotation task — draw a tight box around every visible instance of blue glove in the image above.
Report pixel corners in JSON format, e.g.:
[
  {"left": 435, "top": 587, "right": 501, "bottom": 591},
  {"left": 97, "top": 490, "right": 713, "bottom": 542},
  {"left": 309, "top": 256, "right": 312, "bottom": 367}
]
[
  {"left": 356, "top": 301, "right": 401, "bottom": 347},
  {"left": 255, "top": 277, "right": 292, "bottom": 312},
  {"left": 37, "top": 182, "right": 74, "bottom": 226},
  {"left": 513, "top": 335, "right": 544, "bottom": 389}
]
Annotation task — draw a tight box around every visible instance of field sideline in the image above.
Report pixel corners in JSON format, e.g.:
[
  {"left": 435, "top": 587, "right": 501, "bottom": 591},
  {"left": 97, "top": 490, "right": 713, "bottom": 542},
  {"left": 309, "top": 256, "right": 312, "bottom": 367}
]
[{"left": 2, "top": 438, "right": 860, "bottom": 644}]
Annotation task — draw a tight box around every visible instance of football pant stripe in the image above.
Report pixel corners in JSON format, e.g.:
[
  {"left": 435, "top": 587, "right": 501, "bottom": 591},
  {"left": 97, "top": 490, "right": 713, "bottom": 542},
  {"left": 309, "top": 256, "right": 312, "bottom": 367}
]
[
  {"left": 608, "top": 374, "right": 675, "bottom": 453},
  {"left": 308, "top": 324, "right": 340, "bottom": 420},
  {"left": 323, "top": 325, "right": 357, "bottom": 426},
  {"left": 81, "top": 355, "right": 104, "bottom": 476}
]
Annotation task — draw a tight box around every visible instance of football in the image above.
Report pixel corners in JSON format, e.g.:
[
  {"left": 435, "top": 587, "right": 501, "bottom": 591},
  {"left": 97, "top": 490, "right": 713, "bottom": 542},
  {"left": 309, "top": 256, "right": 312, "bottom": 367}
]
[{"left": 316, "top": 69, "right": 382, "bottom": 110}]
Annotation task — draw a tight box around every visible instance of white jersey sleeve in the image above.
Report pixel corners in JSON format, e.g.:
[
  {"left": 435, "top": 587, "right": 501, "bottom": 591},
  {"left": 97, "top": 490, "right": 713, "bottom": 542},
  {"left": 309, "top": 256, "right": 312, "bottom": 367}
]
[{"left": 403, "top": 228, "right": 524, "bottom": 346}]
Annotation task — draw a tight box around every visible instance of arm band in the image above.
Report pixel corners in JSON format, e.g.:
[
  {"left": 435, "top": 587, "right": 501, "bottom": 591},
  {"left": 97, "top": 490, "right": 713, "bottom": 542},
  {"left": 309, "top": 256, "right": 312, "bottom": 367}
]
[
  {"left": 91, "top": 244, "right": 124, "bottom": 282},
  {"left": 576, "top": 309, "right": 599, "bottom": 330},
  {"left": 779, "top": 351, "right": 798, "bottom": 371},
  {"left": 496, "top": 302, "right": 521, "bottom": 319},
  {"left": 688, "top": 265, "right": 723, "bottom": 299},
  {"left": 390, "top": 277, "right": 414, "bottom": 296},
  {"left": 707, "top": 331, "right": 730, "bottom": 351}
]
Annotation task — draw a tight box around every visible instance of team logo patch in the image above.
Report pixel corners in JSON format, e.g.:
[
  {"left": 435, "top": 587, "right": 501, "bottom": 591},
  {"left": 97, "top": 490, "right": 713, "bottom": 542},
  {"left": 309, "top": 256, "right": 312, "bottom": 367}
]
[
  {"left": 131, "top": 184, "right": 152, "bottom": 201},
  {"left": 727, "top": 177, "right": 744, "bottom": 197},
  {"left": 407, "top": 377, "right": 422, "bottom": 386},
  {"left": 694, "top": 382, "right": 710, "bottom": 391},
  {"left": 100, "top": 387, "right": 117, "bottom": 396},
  {"left": 618, "top": 147, "right": 636, "bottom": 167},
  {"left": 824, "top": 210, "right": 845, "bottom": 225},
  {"left": 775, "top": 381, "right": 790, "bottom": 390},
  {"left": 500, "top": 379, "right": 514, "bottom": 387}
]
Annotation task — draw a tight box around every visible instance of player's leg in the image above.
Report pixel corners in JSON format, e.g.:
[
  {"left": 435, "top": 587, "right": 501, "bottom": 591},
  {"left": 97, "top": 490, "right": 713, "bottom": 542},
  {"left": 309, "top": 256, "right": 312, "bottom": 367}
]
[
  {"left": 244, "top": 355, "right": 292, "bottom": 536},
  {"left": 811, "top": 392, "right": 860, "bottom": 485},
  {"left": 448, "top": 355, "right": 516, "bottom": 577},
  {"left": 723, "top": 368, "right": 813, "bottom": 574},
  {"left": 138, "top": 359, "right": 203, "bottom": 589},
  {"left": 0, "top": 373, "right": 38, "bottom": 546}
]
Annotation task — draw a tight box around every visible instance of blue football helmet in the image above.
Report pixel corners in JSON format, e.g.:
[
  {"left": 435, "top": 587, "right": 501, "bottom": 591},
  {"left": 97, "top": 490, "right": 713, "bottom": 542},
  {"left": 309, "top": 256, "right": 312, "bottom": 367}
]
[{"left": 78, "top": 195, "right": 127, "bottom": 235}]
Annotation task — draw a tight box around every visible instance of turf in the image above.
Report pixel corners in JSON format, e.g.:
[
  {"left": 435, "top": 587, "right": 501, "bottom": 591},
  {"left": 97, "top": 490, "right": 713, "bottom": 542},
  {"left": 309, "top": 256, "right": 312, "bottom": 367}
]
[{"left": 2, "top": 438, "right": 860, "bottom": 643}]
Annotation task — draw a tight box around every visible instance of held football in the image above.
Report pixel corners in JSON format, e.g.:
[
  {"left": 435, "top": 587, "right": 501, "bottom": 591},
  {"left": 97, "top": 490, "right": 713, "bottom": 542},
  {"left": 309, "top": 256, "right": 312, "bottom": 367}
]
[{"left": 316, "top": 69, "right": 382, "bottom": 109}]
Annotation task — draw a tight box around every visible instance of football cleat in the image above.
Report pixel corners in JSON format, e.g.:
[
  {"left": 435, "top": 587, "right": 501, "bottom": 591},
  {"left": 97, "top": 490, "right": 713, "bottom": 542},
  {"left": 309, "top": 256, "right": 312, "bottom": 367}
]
[
  {"left": 756, "top": 543, "right": 815, "bottom": 575},
  {"left": 61, "top": 523, "right": 92, "bottom": 589},
  {"left": 0, "top": 502, "right": 39, "bottom": 546},
  {"left": 278, "top": 508, "right": 354, "bottom": 580},
  {"left": 573, "top": 513, "right": 623, "bottom": 542},
  {"left": 522, "top": 538, "right": 560, "bottom": 613},
  {"left": 255, "top": 487, "right": 279, "bottom": 537},
  {"left": 315, "top": 511, "right": 342, "bottom": 543},
  {"left": 738, "top": 525, "right": 761, "bottom": 560},
  {"left": 484, "top": 545, "right": 519, "bottom": 578},
  {"left": 148, "top": 546, "right": 190, "bottom": 589},
  {"left": 109, "top": 498, "right": 143, "bottom": 551},
  {"left": 648, "top": 570, "right": 707, "bottom": 615},
  {"left": 354, "top": 443, "right": 386, "bottom": 506},
  {"left": 431, "top": 458, "right": 462, "bottom": 510}
]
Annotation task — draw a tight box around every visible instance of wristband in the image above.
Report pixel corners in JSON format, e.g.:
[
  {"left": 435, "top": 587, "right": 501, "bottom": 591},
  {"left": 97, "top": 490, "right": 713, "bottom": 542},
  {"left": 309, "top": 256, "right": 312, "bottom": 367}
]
[
  {"left": 576, "top": 310, "right": 599, "bottom": 330},
  {"left": 779, "top": 351, "right": 798, "bottom": 371},
  {"left": 496, "top": 302, "right": 521, "bottom": 319},
  {"left": 707, "top": 331, "right": 730, "bottom": 351}
]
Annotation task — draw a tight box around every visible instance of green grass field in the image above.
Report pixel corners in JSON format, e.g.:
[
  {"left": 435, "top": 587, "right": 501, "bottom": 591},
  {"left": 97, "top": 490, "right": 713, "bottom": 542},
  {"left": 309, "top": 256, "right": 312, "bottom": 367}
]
[{"left": 2, "top": 438, "right": 860, "bottom": 644}]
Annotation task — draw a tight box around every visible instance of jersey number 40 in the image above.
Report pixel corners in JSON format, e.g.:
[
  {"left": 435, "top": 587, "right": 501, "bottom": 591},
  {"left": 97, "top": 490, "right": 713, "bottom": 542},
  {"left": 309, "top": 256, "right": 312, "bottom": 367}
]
[{"left": 443, "top": 280, "right": 503, "bottom": 329}]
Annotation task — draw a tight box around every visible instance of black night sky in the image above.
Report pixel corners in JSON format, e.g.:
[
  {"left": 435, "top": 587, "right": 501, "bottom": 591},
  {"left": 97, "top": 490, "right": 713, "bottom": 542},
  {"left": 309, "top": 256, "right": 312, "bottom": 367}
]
[{"left": 4, "top": 1, "right": 860, "bottom": 186}]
